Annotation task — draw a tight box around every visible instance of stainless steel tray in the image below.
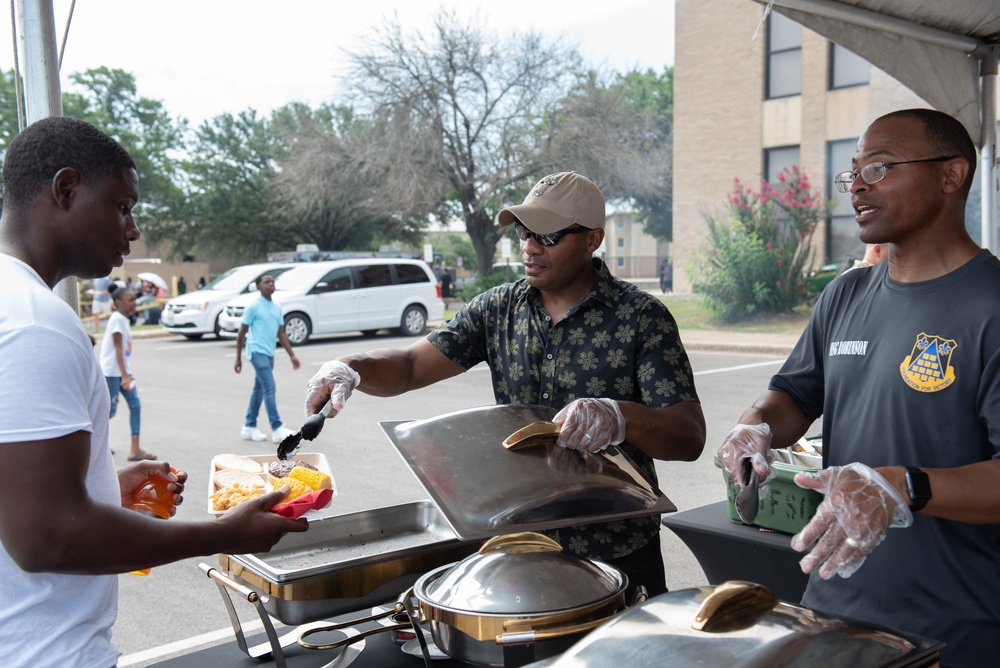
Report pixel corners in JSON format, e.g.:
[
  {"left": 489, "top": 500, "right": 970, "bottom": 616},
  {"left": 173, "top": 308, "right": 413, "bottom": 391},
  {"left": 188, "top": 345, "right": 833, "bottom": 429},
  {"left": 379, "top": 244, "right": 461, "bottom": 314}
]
[
  {"left": 380, "top": 404, "right": 677, "bottom": 541},
  {"left": 219, "top": 500, "right": 477, "bottom": 624}
]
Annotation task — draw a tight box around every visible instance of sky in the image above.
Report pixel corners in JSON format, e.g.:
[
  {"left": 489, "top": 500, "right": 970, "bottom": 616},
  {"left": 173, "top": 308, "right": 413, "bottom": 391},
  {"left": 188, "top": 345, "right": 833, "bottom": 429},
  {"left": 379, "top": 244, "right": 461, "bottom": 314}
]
[{"left": 2, "top": 0, "right": 676, "bottom": 127}]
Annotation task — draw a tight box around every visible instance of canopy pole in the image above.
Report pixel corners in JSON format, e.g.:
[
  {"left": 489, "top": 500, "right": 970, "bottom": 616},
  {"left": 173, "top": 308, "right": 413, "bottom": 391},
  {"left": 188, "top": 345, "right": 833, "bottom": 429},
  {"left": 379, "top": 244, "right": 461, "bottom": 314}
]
[
  {"left": 14, "top": 0, "right": 77, "bottom": 310},
  {"left": 980, "top": 52, "right": 998, "bottom": 253}
]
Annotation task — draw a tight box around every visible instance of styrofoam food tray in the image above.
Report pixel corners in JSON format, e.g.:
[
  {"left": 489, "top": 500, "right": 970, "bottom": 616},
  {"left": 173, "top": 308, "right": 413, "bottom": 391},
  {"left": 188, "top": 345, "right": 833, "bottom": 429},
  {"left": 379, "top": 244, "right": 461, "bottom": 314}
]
[{"left": 207, "top": 452, "right": 335, "bottom": 516}]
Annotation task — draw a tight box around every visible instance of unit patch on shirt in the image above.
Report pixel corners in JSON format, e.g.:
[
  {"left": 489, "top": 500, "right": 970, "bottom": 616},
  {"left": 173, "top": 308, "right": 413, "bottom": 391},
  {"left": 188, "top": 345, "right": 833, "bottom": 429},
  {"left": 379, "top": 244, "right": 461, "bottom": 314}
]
[{"left": 900, "top": 332, "right": 957, "bottom": 392}]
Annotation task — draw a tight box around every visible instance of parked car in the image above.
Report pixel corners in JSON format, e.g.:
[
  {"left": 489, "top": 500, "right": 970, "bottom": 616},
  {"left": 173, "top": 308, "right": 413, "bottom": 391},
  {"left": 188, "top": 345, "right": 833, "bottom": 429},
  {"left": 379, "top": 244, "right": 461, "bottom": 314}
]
[
  {"left": 217, "top": 258, "right": 445, "bottom": 345},
  {"left": 493, "top": 261, "right": 526, "bottom": 280},
  {"left": 161, "top": 262, "right": 295, "bottom": 340},
  {"left": 454, "top": 261, "right": 526, "bottom": 294}
]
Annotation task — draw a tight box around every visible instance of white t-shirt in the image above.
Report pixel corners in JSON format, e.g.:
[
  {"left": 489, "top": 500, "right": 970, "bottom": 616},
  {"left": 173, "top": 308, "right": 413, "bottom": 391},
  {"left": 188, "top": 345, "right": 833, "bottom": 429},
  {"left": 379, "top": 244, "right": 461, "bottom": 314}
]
[
  {"left": 99, "top": 311, "right": 133, "bottom": 377},
  {"left": 0, "top": 254, "right": 122, "bottom": 668}
]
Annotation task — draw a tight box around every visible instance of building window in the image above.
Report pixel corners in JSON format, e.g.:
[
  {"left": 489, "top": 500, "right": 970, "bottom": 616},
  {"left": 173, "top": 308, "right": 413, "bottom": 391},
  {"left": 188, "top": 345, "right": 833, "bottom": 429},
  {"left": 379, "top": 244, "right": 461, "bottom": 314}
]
[
  {"left": 616, "top": 257, "right": 626, "bottom": 269},
  {"left": 766, "top": 12, "right": 802, "bottom": 99},
  {"left": 617, "top": 237, "right": 625, "bottom": 249},
  {"left": 829, "top": 42, "right": 869, "bottom": 89},
  {"left": 765, "top": 146, "right": 800, "bottom": 225},
  {"left": 764, "top": 146, "right": 800, "bottom": 186},
  {"left": 827, "top": 139, "right": 862, "bottom": 263},
  {"left": 616, "top": 217, "right": 625, "bottom": 229}
]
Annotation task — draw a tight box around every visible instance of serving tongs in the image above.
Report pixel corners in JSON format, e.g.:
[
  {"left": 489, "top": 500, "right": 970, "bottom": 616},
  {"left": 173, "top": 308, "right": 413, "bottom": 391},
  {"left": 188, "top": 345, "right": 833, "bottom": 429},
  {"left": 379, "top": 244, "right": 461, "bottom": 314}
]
[
  {"left": 201, "top": 563, "right": 366, "bottom": 668},
  {"left": 277, "top": 400, "right": 333, "bottom": 460},
  {"left": 298, "top": 587, "right": 434, "bottom": 668},
  {"left": 734, "top": 457, "right": 760, "bottom": 524},
  {"left": 502, "top": 420, "right": 560, "bottom": 450}
]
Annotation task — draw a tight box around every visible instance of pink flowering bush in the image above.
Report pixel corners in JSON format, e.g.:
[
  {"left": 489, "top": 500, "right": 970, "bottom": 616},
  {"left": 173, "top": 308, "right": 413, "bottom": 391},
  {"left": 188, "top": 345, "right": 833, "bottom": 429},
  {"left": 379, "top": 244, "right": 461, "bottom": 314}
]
[{"left": 690, "top": 167, "right": 831, "bottom": 322}]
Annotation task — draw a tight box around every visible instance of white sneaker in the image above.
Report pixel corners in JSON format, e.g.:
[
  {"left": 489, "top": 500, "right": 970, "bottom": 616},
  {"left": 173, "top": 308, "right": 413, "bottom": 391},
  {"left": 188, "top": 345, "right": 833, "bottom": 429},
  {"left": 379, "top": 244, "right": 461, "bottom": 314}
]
[
  {"left": 240, "top": 426, "right": 267, "bottom": 442},
  {"left": 272, "top": 425, "right": 296, "bottom": 444}
]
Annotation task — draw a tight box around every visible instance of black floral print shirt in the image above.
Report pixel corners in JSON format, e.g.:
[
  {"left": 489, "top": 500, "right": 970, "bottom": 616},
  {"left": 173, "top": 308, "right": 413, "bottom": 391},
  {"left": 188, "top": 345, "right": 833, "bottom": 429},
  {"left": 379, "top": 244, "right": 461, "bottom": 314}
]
[{"left": 427, "top": 259, "right": 699, "bottom": 561}]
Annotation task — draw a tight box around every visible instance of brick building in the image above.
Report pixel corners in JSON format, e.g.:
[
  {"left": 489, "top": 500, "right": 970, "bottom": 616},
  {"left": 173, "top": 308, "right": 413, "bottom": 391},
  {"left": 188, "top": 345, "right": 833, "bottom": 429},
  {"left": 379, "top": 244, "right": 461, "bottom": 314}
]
[{"left": 672, "top": 0, "right": 999, "bottom": 293}]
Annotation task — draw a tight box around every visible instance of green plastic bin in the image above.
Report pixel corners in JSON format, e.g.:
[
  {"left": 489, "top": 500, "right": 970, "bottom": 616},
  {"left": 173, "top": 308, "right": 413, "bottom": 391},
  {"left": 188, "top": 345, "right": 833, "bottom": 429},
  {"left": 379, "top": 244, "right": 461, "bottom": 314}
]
[{"left": 716, "top": 456, "right": 824, "bottom": 535}]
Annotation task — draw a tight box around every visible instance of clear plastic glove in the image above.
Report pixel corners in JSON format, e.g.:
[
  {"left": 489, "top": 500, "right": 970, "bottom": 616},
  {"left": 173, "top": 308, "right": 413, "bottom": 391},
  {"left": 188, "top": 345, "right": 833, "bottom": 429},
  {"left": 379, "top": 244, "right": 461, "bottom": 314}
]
[
  {"left": 791, "top": 462, "right": 913, "bottom": 580},
  {"left": 717, "top": 423, "right": 774, "bottom": 488},
  {"left": 304, "top": 360, "right": 361, "bottom": 418},
  {"left": 553, "top": 398, "right": 626, "bottom": 453}
]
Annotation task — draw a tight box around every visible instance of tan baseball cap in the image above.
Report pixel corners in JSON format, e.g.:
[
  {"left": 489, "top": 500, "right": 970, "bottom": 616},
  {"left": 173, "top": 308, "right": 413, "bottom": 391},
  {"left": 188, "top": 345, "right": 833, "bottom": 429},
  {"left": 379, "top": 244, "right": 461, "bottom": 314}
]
[{"left": 496, "top": 171, "right": 606, "bottom": 234}]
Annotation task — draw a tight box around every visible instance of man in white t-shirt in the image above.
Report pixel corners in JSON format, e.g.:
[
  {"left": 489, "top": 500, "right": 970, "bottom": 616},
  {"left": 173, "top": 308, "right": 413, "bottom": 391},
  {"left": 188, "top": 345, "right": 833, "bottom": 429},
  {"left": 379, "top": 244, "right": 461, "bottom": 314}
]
[{"left": 0, "top": 117, "right": 308, "bottom": 668}]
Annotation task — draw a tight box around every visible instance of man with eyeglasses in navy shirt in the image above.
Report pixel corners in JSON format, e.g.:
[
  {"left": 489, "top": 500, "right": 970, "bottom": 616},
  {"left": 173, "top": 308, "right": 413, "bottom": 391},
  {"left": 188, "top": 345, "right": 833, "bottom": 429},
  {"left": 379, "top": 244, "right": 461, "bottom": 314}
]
[
  {"left": 303, "top": 171, "right": 706, "bottom": 596},
  {"left": 718, "top": 109, "right": 1000, "bottom": 667}
]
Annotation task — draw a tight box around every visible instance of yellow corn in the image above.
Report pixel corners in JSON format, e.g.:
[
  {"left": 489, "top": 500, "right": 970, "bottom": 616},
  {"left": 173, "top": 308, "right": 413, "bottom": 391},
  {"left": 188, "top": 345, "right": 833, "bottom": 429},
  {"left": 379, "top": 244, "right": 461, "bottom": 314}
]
[
  {"left": 274, "top": 477, "right": 312, "bottom": 502},
  {"left": 288, "top": 466, "right": 332, "bottom": 490}
]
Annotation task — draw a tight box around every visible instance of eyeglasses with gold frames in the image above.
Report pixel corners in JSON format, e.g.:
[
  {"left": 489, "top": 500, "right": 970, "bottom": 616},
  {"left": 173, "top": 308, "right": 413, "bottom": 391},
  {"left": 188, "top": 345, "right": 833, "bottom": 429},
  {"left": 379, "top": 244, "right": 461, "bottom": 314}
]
[{"left": 834, "top": 155, "right": 958, "bottom": 193}]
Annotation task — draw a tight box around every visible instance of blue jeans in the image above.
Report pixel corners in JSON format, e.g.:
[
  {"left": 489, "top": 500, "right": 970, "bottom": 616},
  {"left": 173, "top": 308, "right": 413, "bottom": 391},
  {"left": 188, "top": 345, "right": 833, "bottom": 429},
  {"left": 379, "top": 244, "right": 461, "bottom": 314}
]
[
  {"left": 245, "top": 353, "right": 282, "bottom": 430},
  {"left": 106, "top": 376, "right": 141, "bottom": 436}
]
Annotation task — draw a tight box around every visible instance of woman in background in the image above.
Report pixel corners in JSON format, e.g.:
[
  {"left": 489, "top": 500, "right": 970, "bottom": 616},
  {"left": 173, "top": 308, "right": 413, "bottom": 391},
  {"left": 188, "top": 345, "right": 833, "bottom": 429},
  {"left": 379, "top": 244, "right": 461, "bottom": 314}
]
[{"left": 99, "top": 285, "right": 155, "bottom": 461}]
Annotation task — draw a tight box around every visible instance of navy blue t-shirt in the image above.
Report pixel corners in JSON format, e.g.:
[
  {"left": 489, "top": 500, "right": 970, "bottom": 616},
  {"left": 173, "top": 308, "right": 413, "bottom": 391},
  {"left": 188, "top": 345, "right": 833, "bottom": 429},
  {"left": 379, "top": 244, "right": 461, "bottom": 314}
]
[{"left": 771, "top": 250, "right": 1000, "bottom": 667}]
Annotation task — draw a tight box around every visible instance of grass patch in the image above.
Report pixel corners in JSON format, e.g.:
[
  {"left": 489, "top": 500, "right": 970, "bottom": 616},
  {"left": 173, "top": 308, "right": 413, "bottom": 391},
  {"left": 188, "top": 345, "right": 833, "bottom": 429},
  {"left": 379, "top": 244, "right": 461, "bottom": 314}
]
[
  {"left": 660, "top": 295, "right": 811, "bottom": 335},
  {"left": 442, "top": 295, "right": 810, "bottom": 336}
]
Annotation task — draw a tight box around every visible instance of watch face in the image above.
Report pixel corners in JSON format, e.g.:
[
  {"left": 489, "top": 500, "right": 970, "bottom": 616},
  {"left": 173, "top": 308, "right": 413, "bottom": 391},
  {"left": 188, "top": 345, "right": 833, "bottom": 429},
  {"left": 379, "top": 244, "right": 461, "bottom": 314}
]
[{"left": 906, "top": 467, "right": 931, "bottom": 509}]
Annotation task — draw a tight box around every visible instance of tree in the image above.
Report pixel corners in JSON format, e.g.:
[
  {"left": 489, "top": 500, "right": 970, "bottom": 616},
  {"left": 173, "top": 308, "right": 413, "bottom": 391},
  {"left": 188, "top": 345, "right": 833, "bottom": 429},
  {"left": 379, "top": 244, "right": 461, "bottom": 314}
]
[
  {"left": 0, "top": 67, "right": 188, "bottom": 227},
  {"left": 427, "top": 231, "right": 476, "bottom": 272},
  {"left": 269, "top": 103, "right": 429, "bottom": 251},
  {"left": 342, "top": 10, "right": 579, "bottom": 274},
  {"left": 690, "top": 167, "right": 831, "bottom": 322},
  {"left": 616, "top": 68, "right": 674, "bottom": 241},
  {"left": 61, "top": 68, "right": 187, "bottom": 229},
  {"left": 542, "top": 67, "right": 674, "bottom": 240},
  {"left": 178, "top": 109, "right": 295, "bottom": 262},
  {"left": 0, "top": 69, "right": 21, "bottom": 164}
]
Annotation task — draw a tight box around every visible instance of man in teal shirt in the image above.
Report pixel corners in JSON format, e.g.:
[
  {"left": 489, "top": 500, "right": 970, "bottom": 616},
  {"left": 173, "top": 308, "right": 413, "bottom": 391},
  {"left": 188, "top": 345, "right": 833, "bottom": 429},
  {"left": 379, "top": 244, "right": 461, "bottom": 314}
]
[{"left": 234, "top": 274, "right": 300, "bottom": 443}]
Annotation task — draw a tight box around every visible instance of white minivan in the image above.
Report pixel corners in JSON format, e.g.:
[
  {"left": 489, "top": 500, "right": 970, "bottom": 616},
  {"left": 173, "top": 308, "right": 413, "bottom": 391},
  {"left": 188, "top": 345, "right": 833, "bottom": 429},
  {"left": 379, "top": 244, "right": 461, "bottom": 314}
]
[
  {"left": 217, "top": 258, "right": 445, "bottom": 345},
  {"left": 161, "top": 262, "right": 295, "bottom": 339}
]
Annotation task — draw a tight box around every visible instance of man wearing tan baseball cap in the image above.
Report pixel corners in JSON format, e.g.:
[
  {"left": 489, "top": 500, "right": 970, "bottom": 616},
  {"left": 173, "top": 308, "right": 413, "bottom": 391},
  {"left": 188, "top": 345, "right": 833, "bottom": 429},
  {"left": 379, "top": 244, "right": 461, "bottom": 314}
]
[
  {"left": 304, "top": 170, "right": 706, "bottom": 597},
  {"left": 496, "top": 171, "right": 606, "bottom": 234}
]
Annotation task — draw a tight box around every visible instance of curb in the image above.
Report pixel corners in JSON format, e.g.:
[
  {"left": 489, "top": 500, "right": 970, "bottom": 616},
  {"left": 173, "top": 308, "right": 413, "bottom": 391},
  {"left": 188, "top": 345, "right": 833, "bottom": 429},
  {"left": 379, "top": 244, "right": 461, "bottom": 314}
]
[
  {"left": 683, "top": 341, "right": 795, "bottom": 357},
  {"left": 94, "top": 329, "right": 179, "bottom": 341},
  {"left": 120, "top": 325, "right": 799, "bottom": 357}
]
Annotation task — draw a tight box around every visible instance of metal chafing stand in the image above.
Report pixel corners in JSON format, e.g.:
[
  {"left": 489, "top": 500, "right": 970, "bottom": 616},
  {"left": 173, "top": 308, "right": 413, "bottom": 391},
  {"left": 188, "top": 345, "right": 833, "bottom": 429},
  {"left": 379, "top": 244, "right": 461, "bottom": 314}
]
[{"left": 204, "top": 404, "right": 677, "bottom": 667}]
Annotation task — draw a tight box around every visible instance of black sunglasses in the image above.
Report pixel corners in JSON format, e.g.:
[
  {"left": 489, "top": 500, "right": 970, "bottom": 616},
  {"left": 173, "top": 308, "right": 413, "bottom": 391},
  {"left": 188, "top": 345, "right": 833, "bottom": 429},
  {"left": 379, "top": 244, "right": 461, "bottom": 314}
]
[{"left": 513, "top": 221, "right": 591, "bottom": 247}]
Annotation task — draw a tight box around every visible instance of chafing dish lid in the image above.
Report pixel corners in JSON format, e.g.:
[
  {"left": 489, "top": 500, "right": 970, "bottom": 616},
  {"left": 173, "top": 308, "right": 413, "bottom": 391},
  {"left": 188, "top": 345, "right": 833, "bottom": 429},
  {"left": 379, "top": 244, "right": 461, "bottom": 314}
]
[
  {"left": 415, "top": 533, "right": 625, "bottom": 614},
  {"left": 379, "top": 404, "right": 677, "bottom": 541},
  {"left": 525, "top": 583, "right": 944, "bottom": 667}
]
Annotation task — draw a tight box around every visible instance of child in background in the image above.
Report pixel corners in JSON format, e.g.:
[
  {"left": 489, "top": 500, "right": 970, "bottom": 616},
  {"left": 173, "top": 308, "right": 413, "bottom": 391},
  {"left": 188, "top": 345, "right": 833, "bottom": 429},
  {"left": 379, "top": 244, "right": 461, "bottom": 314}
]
[{"left": 99, "top": 285, "right": 155, "bottom": 461}]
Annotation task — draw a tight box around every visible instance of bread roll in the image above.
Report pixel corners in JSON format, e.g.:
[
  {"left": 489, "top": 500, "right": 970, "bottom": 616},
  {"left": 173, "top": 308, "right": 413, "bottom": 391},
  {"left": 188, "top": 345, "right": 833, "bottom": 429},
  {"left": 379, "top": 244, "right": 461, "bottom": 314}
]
[
  {"left": 214, "top": 454, "right": 263, "bottom": 473},
  {"left": 214, "top": 468, "right": 265, "bottom": 490}
]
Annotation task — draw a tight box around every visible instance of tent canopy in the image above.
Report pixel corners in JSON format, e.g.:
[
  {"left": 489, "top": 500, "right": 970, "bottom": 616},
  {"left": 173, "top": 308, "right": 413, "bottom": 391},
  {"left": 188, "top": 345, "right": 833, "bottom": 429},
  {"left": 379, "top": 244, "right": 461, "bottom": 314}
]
[{"left": 755, "top": 0, "right": 999, "bottom": 145}]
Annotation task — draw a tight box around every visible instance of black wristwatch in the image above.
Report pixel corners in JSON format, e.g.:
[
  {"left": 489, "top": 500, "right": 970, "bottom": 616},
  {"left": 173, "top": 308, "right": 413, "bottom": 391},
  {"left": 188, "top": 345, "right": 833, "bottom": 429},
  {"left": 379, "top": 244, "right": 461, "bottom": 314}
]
[{"left": 904, "top": 466, "right": 932, "bottom": 512}]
